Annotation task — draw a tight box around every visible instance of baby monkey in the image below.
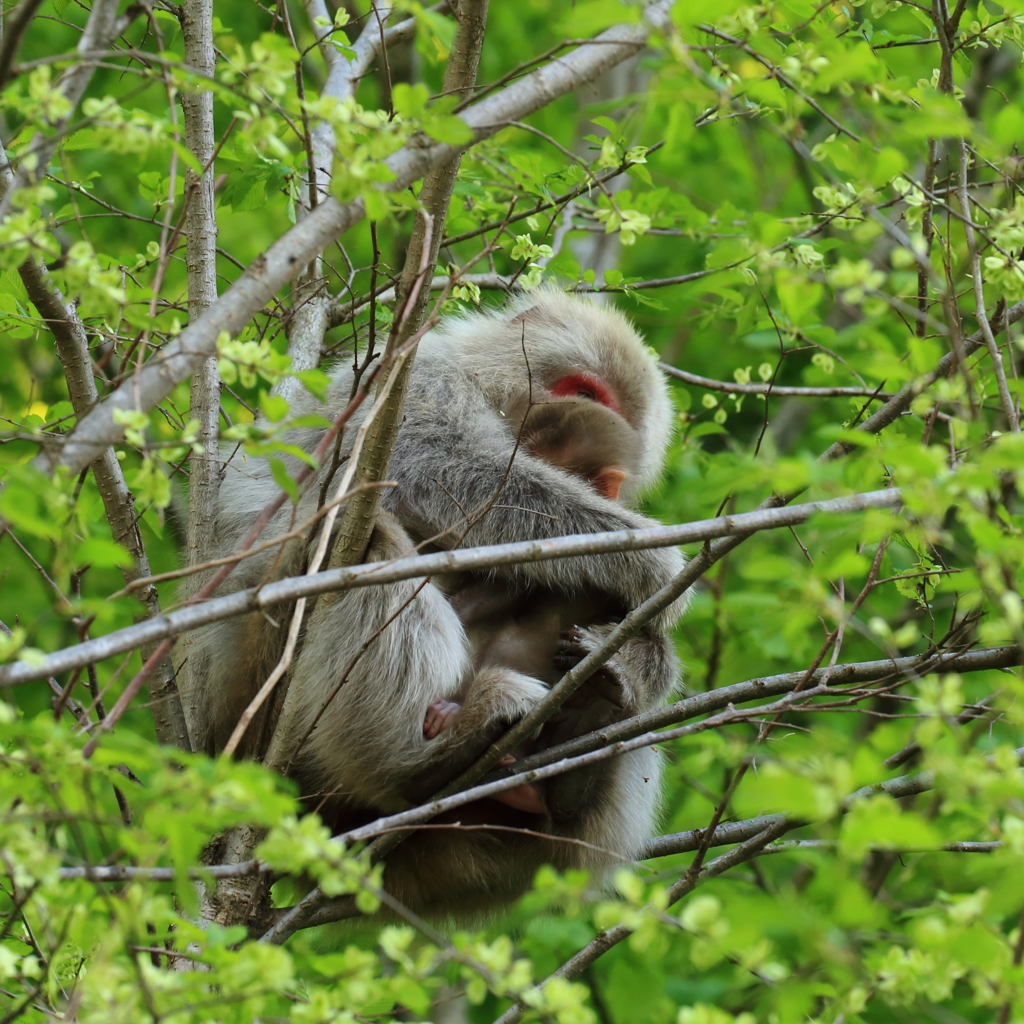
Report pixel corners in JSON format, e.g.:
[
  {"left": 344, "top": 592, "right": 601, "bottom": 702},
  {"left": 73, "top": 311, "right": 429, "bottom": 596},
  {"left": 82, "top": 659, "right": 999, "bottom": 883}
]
[{"left": 423, "top": 391, "right": 645, "bottom": 814}]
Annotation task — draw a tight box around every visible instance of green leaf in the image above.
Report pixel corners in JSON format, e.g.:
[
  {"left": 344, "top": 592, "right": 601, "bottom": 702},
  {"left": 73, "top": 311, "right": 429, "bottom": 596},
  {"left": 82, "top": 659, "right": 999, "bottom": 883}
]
[
  {"left": 422, "top": 115, "right": 473, "bottom": 145},
  {"left": 392, "top": 82, "right": 429, "bottom": 119},
  {"left": 259, "top": 392, "right": 289, "bottom": 423},
  {"left": 688, "top": 422, "right": 728, "bottom": 438},
  {"left": 266, "top": 441, "right": 318, "bottom": 468},
  {"left": 62, "top": 129, "right": 101, "bottom": 151},
  {"left": 269, "top": 457, "right": 300, "bottom": 504},
  {"left": 74, "top": 537, "right": 133, "bottom": 569},
  {"left": 839, "top": 796, "right": 943, "bottom": 858},
  {"left": 294, "top": 369, "right": 331, "bottom": 401}
]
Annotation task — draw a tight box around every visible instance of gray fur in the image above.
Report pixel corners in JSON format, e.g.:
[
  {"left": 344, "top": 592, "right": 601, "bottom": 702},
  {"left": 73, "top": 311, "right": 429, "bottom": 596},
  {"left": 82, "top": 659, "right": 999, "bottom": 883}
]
[{"left": 180, "top": 289, "right": 686, "bottom": 917}]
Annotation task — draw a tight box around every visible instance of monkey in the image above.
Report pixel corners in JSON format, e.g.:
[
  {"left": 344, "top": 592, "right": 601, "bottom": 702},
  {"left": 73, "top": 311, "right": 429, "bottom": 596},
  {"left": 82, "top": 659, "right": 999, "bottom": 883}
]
[
  {"left": 180, "top": 288, "right": 686, "bottom": 918},
  {"left": 422, "top": 395, "right": 654, "bottom": 817}
]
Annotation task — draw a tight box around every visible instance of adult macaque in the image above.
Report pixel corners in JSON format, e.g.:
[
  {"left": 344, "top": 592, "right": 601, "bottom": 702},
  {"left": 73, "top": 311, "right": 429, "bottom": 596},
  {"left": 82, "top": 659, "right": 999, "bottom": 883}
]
[{"left": 182, "top": 289, "right": 685, "bottom": 917}]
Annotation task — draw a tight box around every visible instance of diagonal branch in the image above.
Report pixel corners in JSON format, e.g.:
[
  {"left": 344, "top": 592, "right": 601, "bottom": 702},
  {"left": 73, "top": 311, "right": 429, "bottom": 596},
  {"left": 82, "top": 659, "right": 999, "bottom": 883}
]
[
  {"left": 0, "top": 489, "right": 903, "bottom": 687},
  {"left": 56, "top": 0, "right": 676, "bottom": 475}
]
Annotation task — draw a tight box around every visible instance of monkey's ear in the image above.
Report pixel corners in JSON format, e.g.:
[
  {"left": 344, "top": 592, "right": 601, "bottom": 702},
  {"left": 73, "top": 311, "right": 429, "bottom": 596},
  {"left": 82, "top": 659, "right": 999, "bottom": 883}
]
[{"left": 594, "top": 469, "right": 626, "bottom": 502}]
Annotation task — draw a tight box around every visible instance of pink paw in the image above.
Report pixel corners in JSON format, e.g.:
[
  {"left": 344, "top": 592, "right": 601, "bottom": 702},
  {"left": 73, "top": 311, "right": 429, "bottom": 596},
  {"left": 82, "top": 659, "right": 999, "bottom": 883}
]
[
  {"left": 492, "top": 753, "right": 546, "bottom": 814},
  {"left": 423, "top": 699, "right": 462, "bottom": 739}
]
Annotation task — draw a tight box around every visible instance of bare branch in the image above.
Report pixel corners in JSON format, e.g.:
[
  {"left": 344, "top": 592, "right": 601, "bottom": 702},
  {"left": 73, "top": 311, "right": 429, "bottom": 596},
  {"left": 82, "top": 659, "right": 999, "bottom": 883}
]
[
  {"left": 504, "top": 645, "right": 1021, "bottom": 778},
  {"left": 57, "top": 861, "right": 268, "bottom": 882},
  {"left": 757, "top": 839, "right": 1000, "bottom": 855},
  {"left": 958, "top": 139, "right": 1019, "bottom": 432},
  {"left": 177, "top": 0, "right": 222, "bottom": 744},
  {"left": 643, "top": 815, "right": 787, "bottom": 858},
  {"left": 0, "top": 489, "right": 903, "bottom": 687},
  {"left": 661, "top": 364, "right": 895, "bottom": 399}
]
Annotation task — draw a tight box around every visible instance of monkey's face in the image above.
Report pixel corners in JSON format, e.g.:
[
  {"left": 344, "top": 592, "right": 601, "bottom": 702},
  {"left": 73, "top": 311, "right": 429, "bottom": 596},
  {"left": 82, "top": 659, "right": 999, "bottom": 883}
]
[{"left": 515, "top": 399, "right": 642, "bottom": 504}]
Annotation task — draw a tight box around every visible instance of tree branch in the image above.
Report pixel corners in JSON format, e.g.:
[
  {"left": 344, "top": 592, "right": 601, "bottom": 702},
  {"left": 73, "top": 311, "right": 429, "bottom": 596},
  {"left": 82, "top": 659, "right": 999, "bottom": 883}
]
[
  {"left": 660, "top": 364, "right": 895, "bottom": 399},
  {"left": 958, "top": 139, "right": 1019, "bottom": 432},
  {"left": 0, "top": 489, "right": 903, "bottom": 687},
  {"left": 177, "top": 0, "right": 221, "bottom": 750},
  {"left": 500, "top": 645, "right": 1021, "bottom": 779}
]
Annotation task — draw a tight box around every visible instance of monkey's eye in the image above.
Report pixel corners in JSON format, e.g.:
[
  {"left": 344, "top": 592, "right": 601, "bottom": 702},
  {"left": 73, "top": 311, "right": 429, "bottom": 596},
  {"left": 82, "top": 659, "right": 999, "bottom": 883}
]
[{"left": 550, "top": 373, "right": 619, "bottom": 412}]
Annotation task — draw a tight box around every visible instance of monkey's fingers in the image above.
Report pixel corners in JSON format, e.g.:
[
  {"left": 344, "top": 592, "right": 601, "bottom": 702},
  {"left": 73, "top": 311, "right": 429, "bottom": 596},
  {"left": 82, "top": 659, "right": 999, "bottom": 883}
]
[
  {"left": 492, "top": 754, "right": 546, "bottom": 814},
  {"left": 553, "top": 633, "right": 627, "bottom": 710},
  {"left": 423, "top": 699, "right": 462, "bottom": 739},
  {"left": 552, "top": 630, "right": 590, "bottom": 674},
  {"left": 492, "top": 785, "right": 546, "bottom": 814}
]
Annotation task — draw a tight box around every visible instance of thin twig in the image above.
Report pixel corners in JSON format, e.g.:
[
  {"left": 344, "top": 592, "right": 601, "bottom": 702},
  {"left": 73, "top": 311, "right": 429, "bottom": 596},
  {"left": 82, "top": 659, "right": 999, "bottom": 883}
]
[{"left": 958, "top": 139, "right": 1019, "bottom": 431}]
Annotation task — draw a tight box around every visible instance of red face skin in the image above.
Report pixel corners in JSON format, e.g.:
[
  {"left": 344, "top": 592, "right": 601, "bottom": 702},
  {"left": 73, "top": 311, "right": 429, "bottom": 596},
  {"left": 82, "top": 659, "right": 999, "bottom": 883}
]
[
  {"left": 551, "top": 373, "right": 628, "bottom": 501},
  {"left": 549, "top": 373, "right": 621, "bottom": 414},
  {"left": 421, "top": 372, "right": 628, "bottom": 815}
]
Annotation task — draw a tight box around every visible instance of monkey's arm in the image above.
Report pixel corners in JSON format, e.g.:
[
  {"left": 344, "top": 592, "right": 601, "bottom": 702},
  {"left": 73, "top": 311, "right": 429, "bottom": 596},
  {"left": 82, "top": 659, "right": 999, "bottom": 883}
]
[
  {"left": 387, "top": 362, "right": 686, "bottom": 625},
  {"left": 286, "top": 512, "right": 550, "bottom": 812},
  {"left": 539, "top": 623, "right": 678, "bottom": 822}
]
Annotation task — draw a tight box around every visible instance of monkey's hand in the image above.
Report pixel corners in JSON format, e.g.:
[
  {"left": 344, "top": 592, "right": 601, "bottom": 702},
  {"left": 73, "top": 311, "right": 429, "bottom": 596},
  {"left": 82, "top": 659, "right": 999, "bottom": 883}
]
[
  {"left": 423, "top": 699, "right": 462, "bottom": 739},
  {"left": 556, "top": 620, "right": 679, "bottom": 708},
  {"left": 548, "top": 628, "right": 631, "bottom": 735},
  {"left": 552, "top": 622, "right": 630, "bottom": 704},
  {"left": 541, "top": 628, "right": 636, "bottom": 822}
]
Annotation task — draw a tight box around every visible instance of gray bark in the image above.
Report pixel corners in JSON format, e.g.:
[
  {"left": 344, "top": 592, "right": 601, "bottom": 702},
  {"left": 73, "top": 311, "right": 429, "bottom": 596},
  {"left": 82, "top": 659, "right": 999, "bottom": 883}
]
[
  {"left": 0, "top": 488, "right": 903, "bottom": 687},
  {"left": 177, "top": 0, "right": 221, "bottom": 736}
]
